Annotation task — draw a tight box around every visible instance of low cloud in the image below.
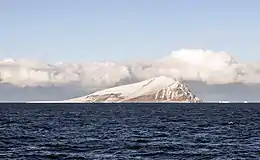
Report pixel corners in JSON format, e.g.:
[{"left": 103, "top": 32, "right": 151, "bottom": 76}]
[
  {"left": 184, "top": 81, "right": 260, "bottom": 102},
  {"left": 1, "top": 49, "right": 260, "bottom": 101}
]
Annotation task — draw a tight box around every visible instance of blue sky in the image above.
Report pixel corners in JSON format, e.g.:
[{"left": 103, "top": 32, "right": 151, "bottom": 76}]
[{"left": 1, "top": 0, "right": 260, "bottom": 62}]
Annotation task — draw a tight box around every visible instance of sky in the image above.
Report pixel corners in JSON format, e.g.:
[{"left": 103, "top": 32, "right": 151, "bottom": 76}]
[{"left": 1, "top": 0, "right": 260, "bottom": 62}]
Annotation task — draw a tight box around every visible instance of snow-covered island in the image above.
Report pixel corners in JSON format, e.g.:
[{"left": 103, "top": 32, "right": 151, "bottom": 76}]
[{"left": 66, "top": 76, "right": 202, "bottom": 103}]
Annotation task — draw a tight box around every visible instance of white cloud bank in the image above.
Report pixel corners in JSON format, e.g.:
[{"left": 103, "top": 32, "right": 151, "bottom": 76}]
[
  {"left": 1, "top": 49, "right": 260, "bottom": 101},
  {"left": 126, "top": 49, "right": 260, "bottom": 85}
]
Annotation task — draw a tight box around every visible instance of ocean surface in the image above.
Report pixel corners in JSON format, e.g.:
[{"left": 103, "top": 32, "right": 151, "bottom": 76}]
[{"left": 0, "top": 103, "right": 260, "bottom": 160}]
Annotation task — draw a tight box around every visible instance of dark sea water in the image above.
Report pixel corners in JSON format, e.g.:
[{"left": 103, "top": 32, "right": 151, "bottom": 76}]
[{"left": 0, "top": 103, "right": 260, "bottom": 160}]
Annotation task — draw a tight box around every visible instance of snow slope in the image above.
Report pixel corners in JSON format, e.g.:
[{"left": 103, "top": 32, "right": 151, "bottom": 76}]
[{"left": 66, "top": 76, "right": 202, "bottom": 102}]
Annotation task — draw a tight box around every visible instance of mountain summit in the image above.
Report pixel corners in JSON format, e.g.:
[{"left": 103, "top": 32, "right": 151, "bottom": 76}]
[{"left": 67, "top": 76, "right": 202, "bottom": 103}]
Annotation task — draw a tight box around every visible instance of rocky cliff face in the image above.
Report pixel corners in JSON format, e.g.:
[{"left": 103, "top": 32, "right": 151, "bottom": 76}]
[{"left": 67, "top": 76, "right": 202, "bottom": 103}]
